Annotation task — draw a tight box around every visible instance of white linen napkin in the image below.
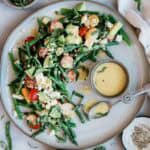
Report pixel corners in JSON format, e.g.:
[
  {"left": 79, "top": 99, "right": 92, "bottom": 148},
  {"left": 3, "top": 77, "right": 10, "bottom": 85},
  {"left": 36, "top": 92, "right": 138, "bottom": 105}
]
[{"left": 118, "top": 0, "right": 150, "bottom": 63}]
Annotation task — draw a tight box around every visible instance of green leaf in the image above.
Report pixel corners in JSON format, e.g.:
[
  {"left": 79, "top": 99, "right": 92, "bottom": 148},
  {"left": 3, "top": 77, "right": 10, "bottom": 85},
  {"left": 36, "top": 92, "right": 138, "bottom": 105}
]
[
  {"left": 12, "top": 99, "right": 24, "bottom": 119},
  {"left": 106, "top": 41, "right": 119, "bottom": 46},
  {"left": 25, "top": 66, "right": 36, "bottom": 78},
  {"left": 55, "top": 128, "right": 66, "bottom": 142},
  {"left": 5, "top": 121, "right": 12, "bottom": 150},
  {"left": 64, "top": 44, "right": 80, "bottom": 52},
  {"left": 119, "top": 29, "right": 132, "bottom": 46},
  {"left": 74, "top": 2, "right": 86, "bottom": 11},
  {"left": 49, "top": 106, "right": 62, "bottom": 119},
  {"left": 134, "top": 0, "right": 142, "bottom": 11},
  {"left": 74, "top": 106, "right": 86, "bottom": 123},
  {"left": 93, "top": 145, "right": 106, "bottom": 150}
]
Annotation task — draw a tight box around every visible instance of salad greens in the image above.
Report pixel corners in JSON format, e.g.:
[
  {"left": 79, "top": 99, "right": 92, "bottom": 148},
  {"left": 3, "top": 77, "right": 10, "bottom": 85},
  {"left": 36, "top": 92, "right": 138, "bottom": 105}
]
[
  {"left": 0, "top": 140, "right": 8, "bottom": 150},
  {"left": 0, "top": 121, "right": 12, "bottom": 150},
  {"left": 5, "top": 122, "right": 12, "bottom": 150},
  {"left": 134, "top": 0, "right": 142, "bottom": 11},
  {"left": 9, "top": 0, "right": 34, "bottom": 7},
  {"left": 93, "top": 145, "right": 106, "bottom": 150},
  {"left": 9, "top": 2, "right": 131, "bottom": 144}
]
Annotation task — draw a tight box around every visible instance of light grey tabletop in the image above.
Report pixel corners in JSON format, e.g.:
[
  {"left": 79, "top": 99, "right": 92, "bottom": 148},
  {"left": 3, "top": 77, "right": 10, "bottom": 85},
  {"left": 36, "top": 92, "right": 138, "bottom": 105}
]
[{"left": 0, "top": 0, "right": 149, "bottom": 150}]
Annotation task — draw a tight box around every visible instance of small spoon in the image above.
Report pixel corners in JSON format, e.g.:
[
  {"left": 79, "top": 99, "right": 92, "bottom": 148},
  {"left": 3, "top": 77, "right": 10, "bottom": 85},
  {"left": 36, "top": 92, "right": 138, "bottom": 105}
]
[
  {"left": 88, "top": 83, "right": 150, "bottom": 119},
  {"left": 117, "top": 83, "right": 150, "bottom": 104}
]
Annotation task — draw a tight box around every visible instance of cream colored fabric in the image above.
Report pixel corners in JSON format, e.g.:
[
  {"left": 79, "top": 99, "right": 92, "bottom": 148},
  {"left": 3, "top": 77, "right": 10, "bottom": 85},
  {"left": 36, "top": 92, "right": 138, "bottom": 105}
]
[{"left": 118, "top": 0, "right": 150, "bottom": 63}]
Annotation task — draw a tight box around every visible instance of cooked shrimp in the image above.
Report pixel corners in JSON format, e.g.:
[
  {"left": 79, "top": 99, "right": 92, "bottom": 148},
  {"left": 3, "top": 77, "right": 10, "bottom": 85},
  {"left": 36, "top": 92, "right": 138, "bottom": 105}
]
[
  {"left": 49, "top": 20, "right": 63, "bottom": 32},
  {"left": 60, "top": 55, "right": 74, "bottom": 69}
]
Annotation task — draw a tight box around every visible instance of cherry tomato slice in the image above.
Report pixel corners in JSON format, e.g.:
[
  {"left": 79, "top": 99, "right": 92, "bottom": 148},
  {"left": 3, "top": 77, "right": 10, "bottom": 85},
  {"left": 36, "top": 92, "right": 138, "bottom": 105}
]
[
  {"left": 26, "top": 114, "right": 41, "bottom": 129},
  {"left": 28, "top": 89, "right": 39, "bottom": 102},
  {"left": 25, "top": 36, "right": 35, "bottom": 43},
  {"left": 79, "top": 26, "right": 88, "bottom": 37},
  {"left": 67, "top": 70, "right": 76, "bottom": 82},
  {"left": 29, "top": 124, "right": 41, "bottom": 130}
]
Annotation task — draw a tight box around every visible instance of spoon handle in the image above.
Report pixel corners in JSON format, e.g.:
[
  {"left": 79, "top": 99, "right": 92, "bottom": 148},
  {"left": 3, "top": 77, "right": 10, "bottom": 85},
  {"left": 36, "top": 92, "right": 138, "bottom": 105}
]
[
  {"left": 133, "top": 83, "right": 150, "bottom": 97},
  {"left": 119, "top": 83, "right": 150, "bottom": 104}
]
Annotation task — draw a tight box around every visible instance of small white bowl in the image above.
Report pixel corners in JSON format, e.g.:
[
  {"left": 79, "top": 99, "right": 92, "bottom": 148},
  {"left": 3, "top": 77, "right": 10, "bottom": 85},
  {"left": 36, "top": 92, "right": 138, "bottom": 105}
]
[
  {"left": 3, "top": 0, "right": 39, "bottom": 9},
  {"left": 90, "top": 58, "right": 130, "bottom": 100}
]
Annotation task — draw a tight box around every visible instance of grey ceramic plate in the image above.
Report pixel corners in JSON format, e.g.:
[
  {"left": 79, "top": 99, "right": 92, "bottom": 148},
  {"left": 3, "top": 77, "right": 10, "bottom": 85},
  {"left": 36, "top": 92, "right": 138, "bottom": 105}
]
[{"left": 0, "top": 1, "right": 149, "bottom": 149}]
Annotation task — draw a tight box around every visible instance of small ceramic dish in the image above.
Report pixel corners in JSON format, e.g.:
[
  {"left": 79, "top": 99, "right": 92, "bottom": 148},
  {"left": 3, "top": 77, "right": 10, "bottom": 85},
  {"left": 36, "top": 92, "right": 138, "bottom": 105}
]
[
  {"left": 90, "top": 58, "right": 130, "bottom": 100},
  {"left": 3, "top": 0, "right": 39, "bottom": 9},
  {"left": 122, "top": 116, "right": 150, "bottom": 150}
]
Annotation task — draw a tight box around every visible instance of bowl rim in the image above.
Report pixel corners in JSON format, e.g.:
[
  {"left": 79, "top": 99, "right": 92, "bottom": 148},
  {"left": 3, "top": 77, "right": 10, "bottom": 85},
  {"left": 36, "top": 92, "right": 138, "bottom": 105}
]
[{"left": 121, "top": 116, "right": 150, "bottom": 150}]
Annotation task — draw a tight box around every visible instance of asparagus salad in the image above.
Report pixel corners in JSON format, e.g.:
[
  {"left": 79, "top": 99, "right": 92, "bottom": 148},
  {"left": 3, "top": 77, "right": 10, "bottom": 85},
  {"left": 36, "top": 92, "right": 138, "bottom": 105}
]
[{"left": 9, "top": 3, "right": 131, "bottom": 145}]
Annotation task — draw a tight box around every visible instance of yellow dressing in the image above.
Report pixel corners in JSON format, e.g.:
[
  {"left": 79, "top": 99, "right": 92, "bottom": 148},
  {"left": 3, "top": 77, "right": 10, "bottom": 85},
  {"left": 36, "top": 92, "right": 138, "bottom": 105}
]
[
  {"left": 83, "top": 99, "right": 97, "bottom": 113},
  {"left": 94, "top": 102, "right": 109, "bottom": 114},
  {"left": 77, "top": 66, "right": 89, "bottom": 80},
  {"left": 93, "top": 62, "right": 128, "bottom": 97}
]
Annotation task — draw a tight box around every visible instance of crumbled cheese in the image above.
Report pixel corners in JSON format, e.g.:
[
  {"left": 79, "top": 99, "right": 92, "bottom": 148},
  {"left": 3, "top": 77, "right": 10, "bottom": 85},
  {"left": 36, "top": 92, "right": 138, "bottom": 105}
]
[
  {"left": 39, "top": 90, "right": 61, "bottom": 110},
  {"left": 42, "top": 16, "right": 50, "bottom": 24},
  {"left": 48, "top": 91, "right": 61, "bottom": 100},
  {"left": 39, "top": 92, "right": 50, "bottom": 103},
  {"left": 66, "top": 34, "right": 82, "bottom": 45},
  {"left": 106, "top": 21, "right": 113, "bottom": 29},
  {"left": 36, "top": 110, "right": 48, "bottom": 116},
  {"left": 48, "top": 47, "right": 55, "bottom": 52},
  {"left": 51, "top": 130, "right": 55, "bottom": 135},
  {"left": 12, "top": 94, "right": 24, "bottom": 100},
  {"left": 66, "top": 24, "right": 79, "bottom": 36},
  {"left": 115, "top": 35, "right": 122, "bottom": 42},
  {"left": 56, "top": 47, "right": 64, "bottom": 56},
  {"left": 81, "top": 14, "right": 89, "bottom": 25},
  {"left": 60, "top": 103, "right": 74, "bottom": 117},
  {"left": 99, "top": 38, "right": 108, "bottom": 45},
  {"left": 45, "top": 100, "right": 58, "bottom": 110},
  {"left": 44, "top": 88, "right": 53, "bottom": 95},
  {"left": 35, "top": 73, "right": 52, "bottom": 90},
  {"left": 39, "top": 90, "right": 61, "bottom": 102}
]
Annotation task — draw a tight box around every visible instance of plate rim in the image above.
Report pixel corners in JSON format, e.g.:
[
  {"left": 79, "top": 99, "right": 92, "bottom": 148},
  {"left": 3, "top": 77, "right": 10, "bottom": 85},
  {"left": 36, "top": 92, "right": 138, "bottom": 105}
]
[{"left": 0, "top": 0, "right": 149, "bottom": 149}]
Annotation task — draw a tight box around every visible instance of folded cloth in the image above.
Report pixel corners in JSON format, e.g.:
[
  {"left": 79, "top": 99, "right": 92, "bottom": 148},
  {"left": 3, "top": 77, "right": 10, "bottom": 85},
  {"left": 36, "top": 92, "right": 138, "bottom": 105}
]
[{"left": 118, "top": 0, "right": 150, "bottom": 63}]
